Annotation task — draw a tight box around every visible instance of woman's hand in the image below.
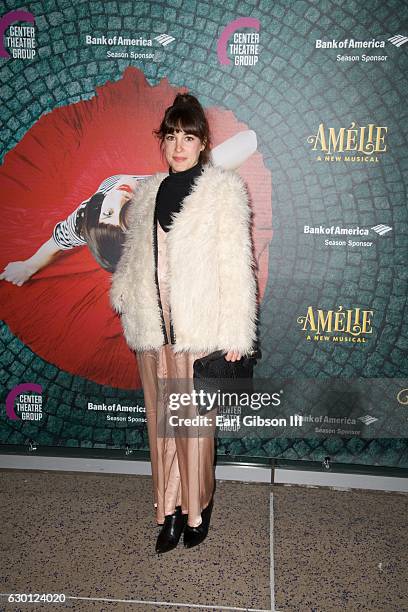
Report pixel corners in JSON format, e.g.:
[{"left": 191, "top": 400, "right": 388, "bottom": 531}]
[
  {"left": 224, "top": 350, "right": 242, "bottom": 362},
  {"left": 0, "top": 238, "right": 62, "bottom": 287},
  {"left": 0, "top": 261, "right": 36, "bottom": 286}
]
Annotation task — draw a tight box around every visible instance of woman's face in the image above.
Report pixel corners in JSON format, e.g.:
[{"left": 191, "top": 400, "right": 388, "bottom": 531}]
[
  {"left": 164, "top": 129, "right": 204, "bottom": 173},
  {"left": 99, "top": 179, "right": 136, "bottom": 226}
]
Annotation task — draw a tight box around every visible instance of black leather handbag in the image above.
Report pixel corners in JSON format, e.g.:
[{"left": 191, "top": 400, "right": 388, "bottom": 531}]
[{"left": 193, "top": 348, "right": 261, "bottom": 414}]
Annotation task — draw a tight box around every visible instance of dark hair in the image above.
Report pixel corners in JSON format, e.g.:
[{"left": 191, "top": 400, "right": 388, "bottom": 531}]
[
  {"left": 80, "top": 192, "right": 130, "bottom": 273},
  {"left": 154, "top": 93, "right": 211, "bottom": 164}
]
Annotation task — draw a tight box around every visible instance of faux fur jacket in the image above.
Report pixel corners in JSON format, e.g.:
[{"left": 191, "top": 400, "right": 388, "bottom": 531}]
[{"left": 110, "top": 164, "right": 257, "bottom": 354}]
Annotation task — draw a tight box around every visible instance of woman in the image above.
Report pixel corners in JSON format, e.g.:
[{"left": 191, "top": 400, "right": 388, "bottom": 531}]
[
  {"left": 110, "top": 93, "right": 257, "bottom": 552},
  {"left": 0, "top": 175, "right": 146, "bottom": 284},
  {"left": 0, "top": 132, "right": 256, "bottom": 285}
]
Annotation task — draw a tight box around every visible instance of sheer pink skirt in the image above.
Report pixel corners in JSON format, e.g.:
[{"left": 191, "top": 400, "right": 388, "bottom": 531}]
[{"left": 136, "top": 223, "right": 215, "bottom": 528}]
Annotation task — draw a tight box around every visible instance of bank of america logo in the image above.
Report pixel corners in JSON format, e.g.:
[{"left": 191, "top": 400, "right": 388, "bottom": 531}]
[
  {"left": 358, "top": 415, "right": 378, "bottom": 426},
  {"left": 388, "top": 35, "right": 408, "bottom": 47},
  {"left": 371, "top": 224, "right": 392, "bottom": 236},
  {"left": 154, "top": 34, "right": 175, "bottom": 46}
]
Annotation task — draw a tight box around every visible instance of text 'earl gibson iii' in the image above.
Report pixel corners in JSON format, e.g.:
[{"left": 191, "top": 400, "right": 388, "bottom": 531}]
[{"left": 168, "top": 414, "right": 304, "bottom": 428}]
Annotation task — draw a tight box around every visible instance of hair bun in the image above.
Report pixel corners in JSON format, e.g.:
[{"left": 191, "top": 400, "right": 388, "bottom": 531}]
[{"left": 173, "top": 93, "right": 200, "bottom": 108}]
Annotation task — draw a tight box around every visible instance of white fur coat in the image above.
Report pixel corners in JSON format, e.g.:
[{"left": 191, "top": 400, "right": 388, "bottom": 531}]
[{"left": 110, "top": 164, "right": 257, "bottom": 354}]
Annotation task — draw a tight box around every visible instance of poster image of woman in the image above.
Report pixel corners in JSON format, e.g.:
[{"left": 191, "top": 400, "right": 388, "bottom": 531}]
[
  {"left": 1, "top": 130, "right": 256, "bottom": 284},
  {"left": 0, "top": 67, "right": 272, "bottom": 390}
]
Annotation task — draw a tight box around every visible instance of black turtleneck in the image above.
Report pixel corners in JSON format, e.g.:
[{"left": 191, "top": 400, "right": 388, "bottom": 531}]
[{"left": 155, "top": 163, "right": 203, "bottom": 232}]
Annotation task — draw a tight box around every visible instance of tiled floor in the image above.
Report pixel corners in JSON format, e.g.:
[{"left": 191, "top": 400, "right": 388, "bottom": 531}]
[
  {"left": 0, "top": 469, "right": 271, "bottom": 611},
  {"left": 272, "top": 486, "right": 408, "bottom": 612},
  {"left": 1, "top": 469, "right": 407, "bottom": 611}
]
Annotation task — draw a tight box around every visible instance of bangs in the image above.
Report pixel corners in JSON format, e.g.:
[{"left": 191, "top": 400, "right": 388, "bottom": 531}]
[
  {"left": 162, "top": 107, "right": 205, "bottom": 139},
  {"left": 154, "top": 93, "right": 211, "bottom": 163}
]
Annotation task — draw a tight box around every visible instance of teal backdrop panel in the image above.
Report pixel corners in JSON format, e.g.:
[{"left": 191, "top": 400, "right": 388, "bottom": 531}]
[{"left": 0, "top": 0, "right": 407, "bottom": 468}]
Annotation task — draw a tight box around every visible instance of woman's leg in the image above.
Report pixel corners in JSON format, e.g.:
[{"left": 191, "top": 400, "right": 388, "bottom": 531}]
[
  {"left": 169, "top": 349, "right": 216, "bottom": 528},
  {"left": 137, "top": 349, "right": 182, "bottom": 525},
  {"left": 176, "top": 427, "right": 215, "bottom": 527}
]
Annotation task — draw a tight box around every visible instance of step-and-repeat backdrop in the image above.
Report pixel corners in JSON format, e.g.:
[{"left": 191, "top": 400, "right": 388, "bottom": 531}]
[{"left": 1, "top": 0, "right": 407, "bottom": 468}]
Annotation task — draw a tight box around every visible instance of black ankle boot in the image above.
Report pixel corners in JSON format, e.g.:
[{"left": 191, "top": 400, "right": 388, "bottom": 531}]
[
  {"left": 155, "top": 506, "right": 187, "bottom": 554},
  {"left": 183, "top": 499, "right": 213, "bottom": 549}
]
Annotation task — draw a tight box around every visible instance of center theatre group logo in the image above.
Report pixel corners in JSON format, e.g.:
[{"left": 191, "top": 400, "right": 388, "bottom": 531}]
[
  {"left": 217, "top": 17, "right": 260, "bottom": 66},
  {"left": 307, "top": 122, "right": 388, "bottom": 163},
  {"left": 5, "top": 383, "right": 43, "bottom": 421},
  {"left": 297, "top": 306, "right": 374, "bottom": 343},
  {"left": 0, "top": 9, "right": 36, "bottom": 59}
]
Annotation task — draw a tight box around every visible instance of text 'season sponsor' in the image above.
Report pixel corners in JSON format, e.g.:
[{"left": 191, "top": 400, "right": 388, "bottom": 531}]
[
  {"left": 314, "top": 34, "right": 407, "bottom": 62},
  {"left": 302, "top": 224, "right": 392, "bottom": 249},
  {"left": 87, "top": 401, "right": 146, "bottom": 425},
  {"left": 84, "top": 32, "right": 177, "bottom": 61}
]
